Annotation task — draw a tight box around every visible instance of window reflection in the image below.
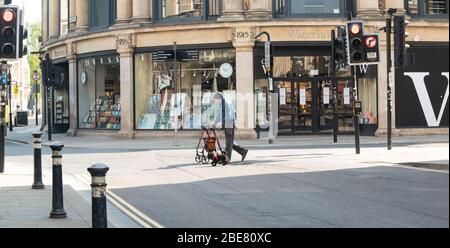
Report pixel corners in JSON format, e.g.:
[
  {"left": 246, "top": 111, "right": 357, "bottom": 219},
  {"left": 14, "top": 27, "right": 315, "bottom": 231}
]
[
  {"left": 60, "top": 0, "right": 69, "bottom": 36},
  {"left": 135, "top": 49, "right": 237, "bottom": 130},
  {"left": 162, "top": 0, "right": 203, "bottom": 18}
]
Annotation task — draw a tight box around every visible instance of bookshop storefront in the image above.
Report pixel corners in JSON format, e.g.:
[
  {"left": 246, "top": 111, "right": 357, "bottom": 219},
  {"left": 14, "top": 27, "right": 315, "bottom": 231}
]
[
  {"left": 134, "top": 46, "right": 236, "bottom": 131},
  {"left": 77, "top": 53, "right": 122, "bottom": 130}
]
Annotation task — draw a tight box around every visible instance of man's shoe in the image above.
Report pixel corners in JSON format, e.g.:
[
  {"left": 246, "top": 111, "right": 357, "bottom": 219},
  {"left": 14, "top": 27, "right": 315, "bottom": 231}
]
[{"left": 241, "top": 150, "right": 248, "bottom": 162}]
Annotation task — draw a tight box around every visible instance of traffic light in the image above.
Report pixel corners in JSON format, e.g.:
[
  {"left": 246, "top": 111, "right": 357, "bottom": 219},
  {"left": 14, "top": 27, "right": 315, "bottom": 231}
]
[
  {"left": 346, "top": 20, "right": 365, "bottom": 65},
  {"left": 394, "top": 15, "right": 410, "bottom": 68},
  {"left": 0, "top": 5, "right": 19, "bottom": 59},
  {"left": 41, "top": 60, "right": 65, "bottom": 87},
  {"left": 334, "top": 27, "right": 348, "bottom": 64},
  {"left": 363, "top": 34, "right": 380, "bottom": 64},
  {"left": 18, "top": 23, "right": 28, "bottom": 58}
]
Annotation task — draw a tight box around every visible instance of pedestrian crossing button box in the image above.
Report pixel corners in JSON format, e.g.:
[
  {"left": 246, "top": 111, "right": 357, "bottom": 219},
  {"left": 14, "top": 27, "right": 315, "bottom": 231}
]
[{"left": 353, "top": 101, "right": 362, "bottom": 116}]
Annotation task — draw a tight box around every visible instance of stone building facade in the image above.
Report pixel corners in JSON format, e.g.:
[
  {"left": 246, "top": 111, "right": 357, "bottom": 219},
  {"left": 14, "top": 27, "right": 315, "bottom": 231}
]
[{"left": 39, "top": 0, "right": 449, "bottom": 138}]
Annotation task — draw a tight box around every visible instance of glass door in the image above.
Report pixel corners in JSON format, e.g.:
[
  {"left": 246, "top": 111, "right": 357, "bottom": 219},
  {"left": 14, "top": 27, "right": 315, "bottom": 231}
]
[
  {"left": 317, "top": 79, "right": 334, "bottom": 133},
  {"left": 276, "top": 80, "right": 315, "bottom": 134}
]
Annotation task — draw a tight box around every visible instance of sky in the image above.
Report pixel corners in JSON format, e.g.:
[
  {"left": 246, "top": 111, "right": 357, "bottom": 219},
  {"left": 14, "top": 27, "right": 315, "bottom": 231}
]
[{"left": 11, "top": 0, "right": 42, "bottom": 23}]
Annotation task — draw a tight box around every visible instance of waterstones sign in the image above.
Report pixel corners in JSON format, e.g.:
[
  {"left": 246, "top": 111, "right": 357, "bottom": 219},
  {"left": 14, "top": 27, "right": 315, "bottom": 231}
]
[{"left": 395, "top": 43, "right": 449, "bottom": 128}]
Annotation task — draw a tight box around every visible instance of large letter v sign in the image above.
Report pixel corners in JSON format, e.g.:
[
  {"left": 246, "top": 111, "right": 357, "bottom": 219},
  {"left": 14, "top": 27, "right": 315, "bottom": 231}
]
[{"left": 404, "top": 72, "right": 449, "bottom": 127}]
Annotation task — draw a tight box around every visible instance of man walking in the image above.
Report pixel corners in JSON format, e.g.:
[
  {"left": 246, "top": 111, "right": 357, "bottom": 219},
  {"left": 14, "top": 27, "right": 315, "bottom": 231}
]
[{"left": 212, "top": 93, "right": 248, "bottom": 163}]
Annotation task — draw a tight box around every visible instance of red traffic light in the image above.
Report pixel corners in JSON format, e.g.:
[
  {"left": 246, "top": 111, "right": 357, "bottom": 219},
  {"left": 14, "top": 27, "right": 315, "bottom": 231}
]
[
  {"left": 349, "top": 23, "right": 362, "bottom": 35},
  {"left": 2, "top": 8, "right": 15, "bottom": 23}
]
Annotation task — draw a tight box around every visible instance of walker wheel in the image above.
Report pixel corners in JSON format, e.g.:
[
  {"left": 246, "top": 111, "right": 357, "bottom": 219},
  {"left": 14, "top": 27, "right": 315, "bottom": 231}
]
[
  {"left": 211, "top": 161, "right": 217, "bottom": 167},
  {"left": 195, "top": 155, "right": 202, "bottom": 163},
  {"left": 201, "top": 156, "right": 209, "bottom": 164}
]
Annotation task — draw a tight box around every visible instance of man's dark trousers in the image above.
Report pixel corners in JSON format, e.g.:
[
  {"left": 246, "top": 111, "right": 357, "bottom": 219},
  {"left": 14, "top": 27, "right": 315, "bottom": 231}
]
[{"left": 224, "top": 128, "right": 246, "bottom": 160}]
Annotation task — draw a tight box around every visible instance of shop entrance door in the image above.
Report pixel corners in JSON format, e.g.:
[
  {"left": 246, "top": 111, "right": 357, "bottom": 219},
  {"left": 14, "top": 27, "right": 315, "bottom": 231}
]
[
  {"left": 275, "top": 77, "right": 352, "bottom": 135},
  {"left": 276, "top": 78, "right": 318, "bottom": 134}
]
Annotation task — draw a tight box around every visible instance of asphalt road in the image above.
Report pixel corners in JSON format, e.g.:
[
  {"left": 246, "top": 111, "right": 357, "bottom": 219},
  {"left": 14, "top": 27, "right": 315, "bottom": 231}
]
[
  {"left": 5, "top": 140, "right": 449, "bottom": 228},
  {"left": 111, "top": 166, "right": 448, "bottom": 228}
]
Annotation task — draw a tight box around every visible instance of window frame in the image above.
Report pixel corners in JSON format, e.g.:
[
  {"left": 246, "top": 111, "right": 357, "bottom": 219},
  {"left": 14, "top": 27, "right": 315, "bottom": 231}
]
[
  {"left": 88, "top": 0, "right": 116, "bottom": 31},
  {"left": 59, "top": 0, "right": 70, "bottom": 36},
  {"left": 272, "top": 0, "right": 348, "bottom": 19},
  {"left": 153, "top": 0, "right": 222, "bottom": 24},
  {"left": 405, "top": 0, "right": 449, "bottom": 19}
]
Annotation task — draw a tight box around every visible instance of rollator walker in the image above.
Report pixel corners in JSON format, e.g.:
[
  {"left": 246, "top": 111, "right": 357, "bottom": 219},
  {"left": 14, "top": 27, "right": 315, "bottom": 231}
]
[{"left": 195, "top": 126, "right": 228, "bottom": 167}]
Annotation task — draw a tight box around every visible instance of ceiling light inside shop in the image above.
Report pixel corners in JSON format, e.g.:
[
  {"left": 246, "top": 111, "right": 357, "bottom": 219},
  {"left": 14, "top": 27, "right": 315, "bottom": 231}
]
[
  {"left": 116, "top": 57, "right": 119, "bottom": 63},
  {"left": 108, "top": 57, "right": 112, "bottom": 64},
  {"left": 100, "top": 58, "right": 104, "bottom": 64}
]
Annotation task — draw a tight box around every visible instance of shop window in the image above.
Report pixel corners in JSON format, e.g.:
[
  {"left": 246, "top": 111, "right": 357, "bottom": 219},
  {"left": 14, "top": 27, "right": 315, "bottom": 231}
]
[
  {"left": 60, "top": 0, "right": 69, "bottom": 36},
  {"left": 135, "top": 48, "right": 236, "bottom": 130},
  {"left": 154, "top": 0, "right": 221, "bottom": 21},
  {"left": 89, "top": 0, "right": 116, "bottom": 30},
  {"left": 406, "top": 0, "right": 449, "bottom": 17},
  {"left": 78, "top": 55, "right": 121, "bottom": 130},
  {"left": 358, "top": 78, "right": 377, "bottom": 123},
  {"left": 273, "top": 0, "right": 347, "bottom": 17}
]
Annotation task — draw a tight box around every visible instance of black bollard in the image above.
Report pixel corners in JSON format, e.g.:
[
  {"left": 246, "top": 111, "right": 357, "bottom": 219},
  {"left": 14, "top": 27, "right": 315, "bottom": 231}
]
[
  {"left": 49, "top": 142, "right": 67, "bottom": 219},
  {"left": 32, "top": 131, "right": 45, "bottom": 189},
  {"left": 87, "top": 164, "right": 110, "bottom": 228}
]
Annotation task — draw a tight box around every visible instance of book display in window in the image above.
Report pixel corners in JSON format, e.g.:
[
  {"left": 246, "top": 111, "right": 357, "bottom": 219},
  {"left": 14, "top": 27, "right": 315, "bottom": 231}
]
[{"left": 81, "top": 96, "right": 121, "bottom": 129}]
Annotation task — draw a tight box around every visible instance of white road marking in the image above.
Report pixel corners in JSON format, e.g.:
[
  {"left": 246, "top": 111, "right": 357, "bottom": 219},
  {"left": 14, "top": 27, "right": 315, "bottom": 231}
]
[{"left": 78, "top": 174, "right": 164, "bottom": 228}]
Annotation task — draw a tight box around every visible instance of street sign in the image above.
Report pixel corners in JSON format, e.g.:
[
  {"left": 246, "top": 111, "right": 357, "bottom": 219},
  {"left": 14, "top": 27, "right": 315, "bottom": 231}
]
[
  {"left": 33, "top": 72, "right": 41, "bottom": 81},
  {"left": 152, "top": 50, "right": 175, "bottom": 61},
  {"left": 1, "top": 72, "right": 6, "bottom": 85},
  {"left": 365, "top": 35, "right": 377, "bottom": 49},
  {"left": 264, "top": 41, "right": 271, "bottom": 68},
  {"left": 178, "top": 50, "right": 199, "bottom": 61},
  {"left": 13, "top": 85, "right": 18, "bottom": 95}
]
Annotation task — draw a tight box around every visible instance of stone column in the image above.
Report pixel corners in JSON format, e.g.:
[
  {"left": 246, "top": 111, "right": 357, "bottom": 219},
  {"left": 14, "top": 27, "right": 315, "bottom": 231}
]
[
  {"left": 384, "top": 0, "right": 406, "bottom": 14},
  {"left": 116, "top": 0, "right": 133, "bottom": 25},
  {"left": 219, "top": 0, "right": 245, "bottom": 21},
  {"left": 131, "top": 0, "right": 151, "bottom": 23},
  {"left": 247, "top": 0, "right": 271, "bottom": 20},
  {"left": 117, "top": 35, "right": 135, "bottom": 139},
  {"left": 48, "top": 0, "right": 59, "bottom": 38},
  {"left": 69, "top": 0, "right": 76, "bottom": 32},
  {"left": 67, "top": 44, "right": 78, "bottom": 137},
  {"left": 232, "top": 26, "right": 257, "bottom": 139},
  {"left": 42, "top": 0, "right": 48, "bottom": 42},
  {"left": 76, "top": 0, "right": 88, "bottom": 32},
  {"left": 357, "top": 0, "right": 381, "bottom": 18}
]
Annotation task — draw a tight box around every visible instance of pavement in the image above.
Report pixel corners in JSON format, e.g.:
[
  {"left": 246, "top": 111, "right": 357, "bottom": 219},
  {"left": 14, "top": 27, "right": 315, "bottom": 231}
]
[
  {"left": 2, "top": 116, "right": 449, "bottom": 228},
  {"left": 0, "top": 151, "right": 143, "bottom": 228}
]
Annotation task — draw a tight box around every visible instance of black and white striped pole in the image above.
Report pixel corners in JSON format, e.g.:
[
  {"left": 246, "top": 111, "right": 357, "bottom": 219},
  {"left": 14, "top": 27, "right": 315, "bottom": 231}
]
[
  {"left": 31, "top": 131, "right": 45, "bottom": 189},
  {"left": 87, "top": 163, "right": 109, "bottom": 228},
  {"left": 49, "top": 142, "right": 67, "bottom": 219}
]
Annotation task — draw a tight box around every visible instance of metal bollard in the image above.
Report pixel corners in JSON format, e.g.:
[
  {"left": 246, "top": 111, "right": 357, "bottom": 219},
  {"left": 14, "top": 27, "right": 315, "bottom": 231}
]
[
  {"left": 49, "top": 142, "right": 67, "bottom": 219},
  {"left": 87, "top": 164, "right": 110, "bottom": 228},
  {"left": 32, "top": 131, "right": 45, "bottom": 189}
]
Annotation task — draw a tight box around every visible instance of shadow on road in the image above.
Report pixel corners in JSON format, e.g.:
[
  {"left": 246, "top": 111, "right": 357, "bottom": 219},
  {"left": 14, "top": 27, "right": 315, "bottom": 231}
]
[{"left": 111, "top": 166, "right": 449, "bottom": 228}]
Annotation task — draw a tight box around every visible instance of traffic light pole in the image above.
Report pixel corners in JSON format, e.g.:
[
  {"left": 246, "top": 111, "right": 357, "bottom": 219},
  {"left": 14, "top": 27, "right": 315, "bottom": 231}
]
[
  {"left": 331, "top": 29, "right": 338, "bottom": 143},
  {"left": 35, "top": 80, "right": 39, "bottom": 126},
  {"left": 47, "top": 85, "right": 52, "bottom": 141},
  {"left": 386, "top": 16, "right": 393, "bottom": 150},
  {"left": 8, "top": 72, "right": 12, "bottom": 132},
  {"left": 0, "top": 61, "right": 7, "bottom": 173},
  {"left": 352, "top": 66, "right": 360, "bottom": 155}
]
